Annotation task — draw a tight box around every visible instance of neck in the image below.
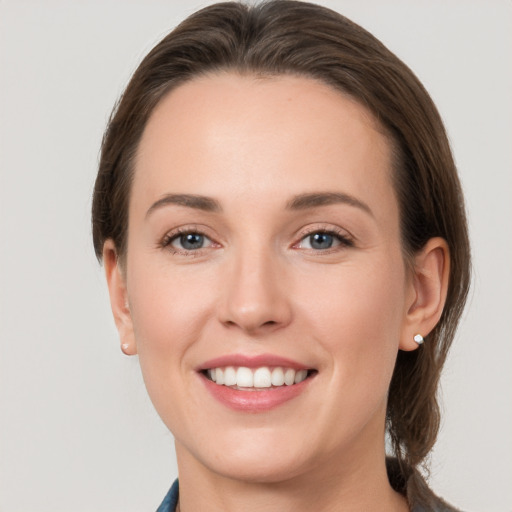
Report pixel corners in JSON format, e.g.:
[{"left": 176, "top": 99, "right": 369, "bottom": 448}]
[{"left": 174, "top": 433, "right": 408, "bottom": 512}]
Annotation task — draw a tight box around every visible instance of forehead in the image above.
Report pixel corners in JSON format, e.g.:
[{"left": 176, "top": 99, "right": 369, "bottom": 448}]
[{"left": 132, "top": 72, "right": 395, "bottom": 216}]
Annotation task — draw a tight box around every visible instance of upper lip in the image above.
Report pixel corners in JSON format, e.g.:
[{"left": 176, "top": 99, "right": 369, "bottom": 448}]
[{"left": 198, "top": 353, "right": 312, "bottom": 371}]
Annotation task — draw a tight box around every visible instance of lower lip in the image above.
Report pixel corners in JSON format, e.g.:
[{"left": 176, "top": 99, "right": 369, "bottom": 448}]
[{"left": 201, "top": 374, "right": 313, "bottom": 412}]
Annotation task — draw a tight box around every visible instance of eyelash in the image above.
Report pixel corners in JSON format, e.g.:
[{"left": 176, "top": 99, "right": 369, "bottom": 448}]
[{"left": 159, "top": 226, "right": 354, "bottom": 256}]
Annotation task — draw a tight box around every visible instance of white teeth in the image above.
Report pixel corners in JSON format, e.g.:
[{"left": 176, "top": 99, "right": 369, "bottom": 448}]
[
  {"left": 295, "top": 369, "right": 308, "bottom": 384},
  {"left": 224, "top": 366, "right": 237, "bottom": 386},
  {"left": 284, "top": 368, "right": 296, "bottom": 386},
  {"left": 271, "top": 367, "right": 285, "bottom": 386},
  {"left": 206, "top": 366, "right": 311, "bottom": 388},
  {"left": 236, "top": 367, "right": 253, "bottom": 387},
  {"left": 253, "top": 367, "right": 272, "bottom": 388}
]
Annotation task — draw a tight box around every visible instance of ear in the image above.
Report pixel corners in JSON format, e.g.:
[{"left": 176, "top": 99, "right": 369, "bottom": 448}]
[
  {"left": 103, "top": 240, "right": 137, "bottom": 355},
  {"left": 400, "top": 237, "right": 450, "bottom": 351}
]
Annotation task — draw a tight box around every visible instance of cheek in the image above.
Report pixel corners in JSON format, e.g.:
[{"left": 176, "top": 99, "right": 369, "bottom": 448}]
[
  {"left": 125, "top": 265, "right": 222, "bottom": 440},
  {"left": 126, "top": 261, "right": 215, "bottom": 394},
  {"left": 128, "top": 254, "right": 213, "bottom": 340},
  {"left": 296, "top": 256, "right": 406, "bottom": 392}
]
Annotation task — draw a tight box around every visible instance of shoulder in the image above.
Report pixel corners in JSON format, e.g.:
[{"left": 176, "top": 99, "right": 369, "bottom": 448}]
[{"left": 156, "top": 479, "right": 179, "bottom": 512}]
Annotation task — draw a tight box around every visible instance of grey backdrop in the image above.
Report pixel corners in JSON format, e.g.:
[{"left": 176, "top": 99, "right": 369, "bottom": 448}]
[{"left": 1, "top": 1, "right": 511, "bottom": 510}]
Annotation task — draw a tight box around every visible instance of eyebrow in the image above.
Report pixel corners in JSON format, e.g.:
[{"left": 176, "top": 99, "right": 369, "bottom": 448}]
[
  {"left": 286, "top": 192, "right": 373, "bottom": 216},
  {"left": 146, "top": 191, "right": 373, "bottom": 218},
  {"left": 146, "top": 193, "right": 222, "bottom": 218}
]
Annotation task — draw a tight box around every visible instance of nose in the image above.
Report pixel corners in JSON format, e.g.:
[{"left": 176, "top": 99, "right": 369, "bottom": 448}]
[{"left": 218, "top": 244, "right": 293, "bottom": 336}]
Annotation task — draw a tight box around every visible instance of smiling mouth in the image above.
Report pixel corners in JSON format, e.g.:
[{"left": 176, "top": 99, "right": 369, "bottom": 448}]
[{"left": 202, "top": 366, "right": 317, "bottom": 390}]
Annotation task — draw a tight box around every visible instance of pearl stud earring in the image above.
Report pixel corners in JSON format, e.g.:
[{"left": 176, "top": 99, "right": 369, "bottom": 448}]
[{"left": 413, "top": 334, "right": 424, "bottom": 345}]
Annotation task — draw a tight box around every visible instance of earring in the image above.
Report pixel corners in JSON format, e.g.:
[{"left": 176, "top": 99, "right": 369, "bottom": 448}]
[
  {"left": 121, "top": 343, "right": 131, "bottom": 354},
  {"left": 413, "top": 334, "right": 424, "bottom": 345}
]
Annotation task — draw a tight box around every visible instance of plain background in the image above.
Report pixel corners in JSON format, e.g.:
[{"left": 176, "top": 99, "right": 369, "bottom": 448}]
[{"left": 1, "top": 1, "right": 511, "bottom": 510}]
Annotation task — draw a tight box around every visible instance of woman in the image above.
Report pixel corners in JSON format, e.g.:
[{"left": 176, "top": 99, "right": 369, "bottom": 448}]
[{"left": 92, "top": 1, "right": 470, "bottom": 510}]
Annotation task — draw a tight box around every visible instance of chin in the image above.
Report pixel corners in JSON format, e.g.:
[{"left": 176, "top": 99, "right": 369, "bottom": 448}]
[
  {"left": 176, "top": 426, "right": 327, "bottom": 485},
  {"left": 207, "top": 451, "right": 313, "bottom": 485}
]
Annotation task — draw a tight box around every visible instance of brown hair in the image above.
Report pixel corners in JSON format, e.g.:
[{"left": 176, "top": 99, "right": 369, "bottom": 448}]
[{"left": 92, "top": 0, "right": 470, "bottom": 494}]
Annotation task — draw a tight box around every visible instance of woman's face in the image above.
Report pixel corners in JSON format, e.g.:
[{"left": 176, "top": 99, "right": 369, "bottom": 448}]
[{"left": 115, "top": 73, "right": 419, "bottom": 482}]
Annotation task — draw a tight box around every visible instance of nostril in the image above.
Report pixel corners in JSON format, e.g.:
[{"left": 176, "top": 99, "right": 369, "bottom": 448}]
[{"left": 222, "top": 317, "right": 280, "bottom": 333}]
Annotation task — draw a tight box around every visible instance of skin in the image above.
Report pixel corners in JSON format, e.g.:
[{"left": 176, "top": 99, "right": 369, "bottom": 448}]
[{"left": 104, "top": 73, "right": 449, "bottom": 511}]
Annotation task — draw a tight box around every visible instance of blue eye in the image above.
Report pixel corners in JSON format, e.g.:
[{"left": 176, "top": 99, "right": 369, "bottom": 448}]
[
  {"left": 308, "top": 232, "right": 335, "bottom": 250},
  {"left": 168, "top": 232, "right": 212, "bottom": 251},
  {"left": 298, "top": 230, "right": 351, "bottom": 251}
]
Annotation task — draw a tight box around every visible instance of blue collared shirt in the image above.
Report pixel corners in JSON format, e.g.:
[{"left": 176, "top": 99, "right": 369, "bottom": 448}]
[{"left": 156, "top": 479, "right": 179, "bottom": 512}]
